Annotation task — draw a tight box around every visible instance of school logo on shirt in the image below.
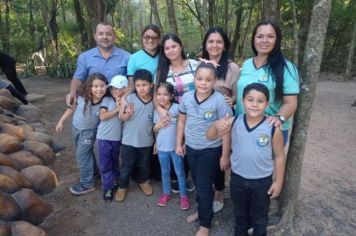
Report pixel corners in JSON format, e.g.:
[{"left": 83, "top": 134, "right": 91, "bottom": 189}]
[
  {"left": 259, "top": 74, "right": 268, "bottom": 82},
  {"left": 148, "top": 112, "right": 153, "bottom": 120},
  {"left": 95, "top": 111, "right": 100, "bottom": 117},
  {"left": 170, "top": 116, "right": 178, "bottom": 125},
  {"left": 257, "top": 133, "right": 270, "bottom": 147},
  {"left": 204, "top": 111, "right": 215, "bottom": 120}
]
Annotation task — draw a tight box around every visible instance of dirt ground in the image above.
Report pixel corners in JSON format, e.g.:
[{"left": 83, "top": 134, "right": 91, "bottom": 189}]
[{"left": 18, "top": 76, "right": 356, "bottom": 236}]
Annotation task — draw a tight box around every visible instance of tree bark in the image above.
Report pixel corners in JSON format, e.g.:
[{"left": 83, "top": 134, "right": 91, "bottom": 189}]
[
  {"left": 345, "top": 20, "right": 356, "bottom": 80},
  {"left": 290, "top": 0, "right": 299, "bottom": 67},
  {"left": 224, "top": 0, "right": 229, "bottom": 33},
  {"left": 166, "top": 0, "right": 179, "bottom": 35},
  {"left": 270, "top": 0, "right": 332, "bottom": 235},
  {"left": 238, "top": 0, "right": 254, "bottom": 57},
  {"left": 73, "top": 0, "right": 88, "bottom": 50},
  {"left": 230, "top": 0, "right": 243, "bottom": 59},
  {"left": 208, "top": 0, "right": 215, "bottom": 28},
  {"left": 148, "top": 0, "right": 164, "bottom": 34},
  {"left": 29, "top": 0, "right": 35, "bottom": 42},
  {"left": 263, "top": 0, "right": 280, "bottom": 22}
]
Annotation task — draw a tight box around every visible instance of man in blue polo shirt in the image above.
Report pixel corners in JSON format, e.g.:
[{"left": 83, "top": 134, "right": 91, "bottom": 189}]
[{"left": 66, "top": 22, "right": 131, "bottom": 106}]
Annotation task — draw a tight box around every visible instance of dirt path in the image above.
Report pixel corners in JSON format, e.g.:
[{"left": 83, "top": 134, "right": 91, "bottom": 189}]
[{"left": 20, "top": 77, "right": 356, "bottom": 236}]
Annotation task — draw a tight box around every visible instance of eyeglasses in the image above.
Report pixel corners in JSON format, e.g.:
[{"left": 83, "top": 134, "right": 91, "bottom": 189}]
[{"left": 143, "top": 35, "right": 159, "bottom": 41}]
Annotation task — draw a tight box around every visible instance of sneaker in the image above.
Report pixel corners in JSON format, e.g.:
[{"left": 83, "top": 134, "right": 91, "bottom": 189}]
[
  {"left": 115, "top": 188, "right": 127, "bottom": 202},
  {"left": 103, "top": 189, "right": 114, "bottom": 202},
  {"left": 139, "top": 181, "right": 153, "bottom": 196},
  {"left": 69, "top": 183, "right": 95, "bottom": 195},
  {"left": 186, "top": 179, "right": 195, "bottom": 192},
  {"left": 171, "top": 180, "right": 179, "bottom": 193},
  {"left": 213, "top": 200, "right": 224, "bottom": 213},
  {"left": 157, "top": 194, "right": 171, "bottom": 207},
  {"left": 180, "top": 196, "right": 190, "bottom": 210}
]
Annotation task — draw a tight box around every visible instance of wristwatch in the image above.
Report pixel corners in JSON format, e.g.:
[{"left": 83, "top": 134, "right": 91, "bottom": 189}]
[{"left": 276, "top": 114, "right": 286, "bottom": 123}]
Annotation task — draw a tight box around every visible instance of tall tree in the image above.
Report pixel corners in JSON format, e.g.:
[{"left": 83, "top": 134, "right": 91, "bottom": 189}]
[
  {"left": 345, "top": 20, "right": 356, "bottom": 80},
  {"left": 263, "top": 0, "right": 279, "bottom": 22},
  {"left": 148, "top": 0, "right": 164, "bottom": 34},
  {"left": 270, "top": 0, "right": 333, "bottom": 235},
  {"left": 290, "top": 0, "right": 299, "bottom": 66},
  {"left": 166, "top": 0, "right": 178, "bottom": 34},
  {"left": 224, "top": 0, "right": 229, "bottom": 33},
  {"left": 73, "top": 0, "right": 88, "bottom": 49},
  {"left": 230, "top": 0, "right": 243, "bottom": 59}
]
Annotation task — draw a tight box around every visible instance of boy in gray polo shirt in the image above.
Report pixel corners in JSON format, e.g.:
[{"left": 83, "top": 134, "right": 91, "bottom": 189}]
[{"left": 115, "top": 69, "right": 154, "bottom": 202}]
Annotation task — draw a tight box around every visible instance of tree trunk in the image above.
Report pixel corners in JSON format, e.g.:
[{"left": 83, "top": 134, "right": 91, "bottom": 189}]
[
  {"left": 166, "top": 0, "right": 179, "bottom": 35},
  {"left": 224, "top": 0, "right": 229, "bottom": 33},
  {"left": 270, "top": 0, "right": 332, "bottom": 235},
  {"left": 230, "top": 0, "right": 243, "bottom": 59},
  {"left": 83, "top": 0, "right": 108, "bottom": 34},
  {"left": 4, "top": 0, "right": 10, "bottom": 52},
  {"left": 290, "top": 0, "right": 299, "bottom": 67},
  {"left": 238, "top": 0, "right": 254, "bottom": 57},
  {"left": 263, "top": 0, "right": 280, "bottom": 22},
  {"left": 29, "top": 0, "right": 35, "bottom": 42},
  {"left": 148, "top": 0, "right": 164, "bottom": 34},
  {"left": 208, "top": 0, "right": 215, "bottom": 28},
  {"left": 345, "top": 20, "right": 356, "bottom": 80},
  {"left": 73, "top": 0, "right": 88, "bottom": 50}
]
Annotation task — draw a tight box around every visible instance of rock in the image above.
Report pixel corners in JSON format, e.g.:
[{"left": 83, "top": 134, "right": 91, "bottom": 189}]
[
  {"left": 23, "top": 141, "right": 54, "bottom": 165},
  {"left": 0, "top": 89, "right": 12, "bottom": 98},
  {"left": 0, "top": 123, "right": 25, "bottom": 142},
  {"left": 15, "top": 105, "right": 42, "bottom": 123},
  {"left": 0, "top": 220, "right": 11, "bottom": 236},
  {"left": 0, "top": 174, "right": 21, "bottom": 193},
  {"left": 17, "top": 123, "right": 34, "bottom": 133},
  {"left": 0, "top": 191, "right": 21, "bottom": 221},
  {"left": 0, "top": 133, "right": 23, "bottom": 154},
  {"left": 21, "top": 165, "right": 58, "bottom": 195},
  {"left": 8, "top": 151, "right": 43, "bottom": 169},
  {"left": 0, "top": 114, "right": 16, "bottom": 124},
  {"left": 0, "top": 96, "right": 19, "bottom": 112},
  {"left": 0, "top": 166, "right": 32, "bottom": 189},
  {"left": 10, "top": 220, "right": 47, "bottom": 236},
  {"left": 0, "top": 153, "right": 20, "bottom": 170},
  {"left": 24, "top": 132, "right": 53, "bottom": 147}
]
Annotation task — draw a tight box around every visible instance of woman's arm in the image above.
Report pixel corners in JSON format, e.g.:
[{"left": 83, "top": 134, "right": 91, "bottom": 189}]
[
  {"left": 268, "top": 127, "right": 286, "bottom": 199},
  {"left": 267, "top": 95, "right": 298, "bottom": 127}
]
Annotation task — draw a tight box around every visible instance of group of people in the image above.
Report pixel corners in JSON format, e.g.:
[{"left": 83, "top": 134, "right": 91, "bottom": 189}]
[{"left": 56, "top": 19, "right": 299, "bottom": 236}]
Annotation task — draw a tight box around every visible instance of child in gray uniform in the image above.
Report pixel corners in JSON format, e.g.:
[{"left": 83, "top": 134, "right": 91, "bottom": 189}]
[
  {"left": 115, "top": 69, "right": 154, "bottom": 202},
  {"left": 55, "top": 73, "right": 108, "bottom": 195},
  {"left": 97, "top": 75, "right": 128, "bottom": 201},
  {"left": 176, "top": 63, "right": 233, "bottom": 236},
  {"left": 207, "top": 83, "right": 286, "bottom": 236}
]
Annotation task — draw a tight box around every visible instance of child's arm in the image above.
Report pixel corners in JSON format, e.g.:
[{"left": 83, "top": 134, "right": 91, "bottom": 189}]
[
  {"left": 175, "top": 113, "right": 186, "bottom": 156},
  {"left": 268, "top": 127, "right": 286, "bottom": 199},
  {"left": 153, "top": 116, "right": 170, "bottom": 133},
  {"left": 119, "top": 103, "right": 134, "bottom": 121},
  {"left": 220, "top": 132, "right": 231, "bottom": 171},
  {"left": 206, "top": 114, "right": 234, "bottom": 140},
  {"left": 99, "top": 104, "right": 120, "bottom": 121},
  {"left": 55, "top": 107, "right": 75, "bottom": 133}
]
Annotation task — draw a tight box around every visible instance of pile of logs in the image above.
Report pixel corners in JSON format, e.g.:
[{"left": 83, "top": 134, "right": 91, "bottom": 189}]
[{"left": 0, "top": 89, "right": 58, "bottom": 236}]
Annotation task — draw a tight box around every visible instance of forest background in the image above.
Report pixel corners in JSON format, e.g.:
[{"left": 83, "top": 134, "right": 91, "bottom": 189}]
[{"left": 0, "top": 0, "right": 355, "bottom": 79}]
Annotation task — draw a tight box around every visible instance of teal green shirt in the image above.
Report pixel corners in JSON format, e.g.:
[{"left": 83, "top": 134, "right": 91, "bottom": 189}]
[
  {"left": 127, "top": 49, "right": 159, "bottom": 82},
  {"left": 236, "top": 58, "right": 300, "bottom": 130}
]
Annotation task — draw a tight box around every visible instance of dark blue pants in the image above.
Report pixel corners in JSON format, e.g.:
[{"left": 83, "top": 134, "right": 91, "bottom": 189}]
[
  {"left": 230, "top": 172, "right": 272, "bottom": 236},
  {"left": 118, "top": 144, "right": 152, "bottom": 189},
  {"left": 97, "top": 139, "right": 121, "bottom": 191},
  {"left": 186, "top": 145, "right": 221, "bottom": 228}
]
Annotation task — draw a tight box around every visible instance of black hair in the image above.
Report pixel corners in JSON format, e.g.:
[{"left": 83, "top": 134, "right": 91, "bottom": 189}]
[
  {"left": 251, "top": 20, "right": 289, "bottom": 102},
  {"left": 157, "top": 33, "right": 187, "bottom": 83},
  {"left": 156, "top": 82, "right": 175, "bottom": 103},
  {"left": 243, "top": 83, "right": 270, "bottom": 101},
  {"left": 141, "top": 24, "right": 161, "bottom": 39},
  {"left": 202, "top": 27, "right": 230, "bottom": 80},
  {"left": 133, "top": 69, "right": 153, "bottom": 84},
  {"left": 196, "top": 63, "right": 218, "bottom": 77}
]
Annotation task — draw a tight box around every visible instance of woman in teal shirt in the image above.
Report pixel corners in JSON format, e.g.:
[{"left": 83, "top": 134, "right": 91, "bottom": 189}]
[{"left": 236, "top": 20, "right": 300, "bottom": 143}]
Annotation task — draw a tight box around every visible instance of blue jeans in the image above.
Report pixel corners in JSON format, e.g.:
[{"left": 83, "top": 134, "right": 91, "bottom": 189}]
[
  {"left": 186, "top": 145, "right": 221, "bottom": 229},
  {"left": 118, "top": 144, "right": 152, "bottom": 189},
  {"left": 230, "top": 172, "right": 272, "bottom": 236},
  {"left": 72, "top": 127, "right": 97, "bottom": 188},
  {"left": 158, "top": 151, "right": 187, "bottom": 197},
  {"left": 97, "top": 139, "right": 121, "bottom": 191}
]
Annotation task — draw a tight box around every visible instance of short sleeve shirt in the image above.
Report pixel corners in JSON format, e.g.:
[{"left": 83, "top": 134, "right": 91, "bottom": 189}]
[
  {"left": 127, "top": 49, "right": 159, "bottom": 82},
  {"left": 214, "top": 61, "right": 240, "bottom": 97},
  {"left": 73, "top": 46, "right": 131, "bottom": 83},
  {"left": 121, "top": 93, "right": 154, "bottom": 148},
  {"left": 153, "top": 103, "right": 179, "bottom": 152},
  {"left": 236, "top": 58, "right": 300, "bottom": 130},
  {"left": 72, "top": 96, "right": 101, "bottom": 130},
  {"left": 179, "top": 90, "right": 233, "bottom": 150},
  {"left": 96, "top": 97, "right": 123, "bottom": 141}
]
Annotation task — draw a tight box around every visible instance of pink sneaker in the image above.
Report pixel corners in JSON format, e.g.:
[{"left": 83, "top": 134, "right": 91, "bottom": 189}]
[
  {"left": 180, "top": 196, "right": 190, "bottom": 210},
  {"left": 157, "top": 194, "right": 171, "bottom": 207}
]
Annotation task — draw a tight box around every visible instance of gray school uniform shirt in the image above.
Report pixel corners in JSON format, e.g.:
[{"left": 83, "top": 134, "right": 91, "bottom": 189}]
[
  {"left": 72, "top": 96, "right": 101, "bottom": 130},
  {"left": 96, "top": 97, "right": 123, "bottom": 141},
  {"left": 179, "top": 90, "right": 233, "bottom": 150},
  {"left": 121, "top": 93, "right": 154, "bottom": 148},
  {"left": 231, "top": 115, "right": 275, "bottom": 179},
  {"left": 153, "top": 103, "right": 179, "bottom": 152}
]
